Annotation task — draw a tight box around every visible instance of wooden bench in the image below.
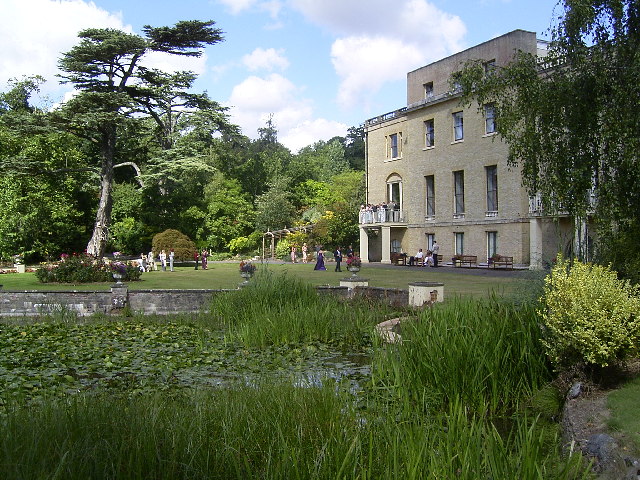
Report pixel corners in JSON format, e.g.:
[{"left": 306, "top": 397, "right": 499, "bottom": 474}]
[
  {"left": 452, "top": 255, "right": 478, "bottom": 268},
  {"left": 489, "top": 255, "right": 513, "bottom": 269}
]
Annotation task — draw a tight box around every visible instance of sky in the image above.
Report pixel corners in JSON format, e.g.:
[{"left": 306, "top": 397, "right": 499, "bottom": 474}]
[{"left": 1, "top": 0, "right": 562, "bottom": 152}]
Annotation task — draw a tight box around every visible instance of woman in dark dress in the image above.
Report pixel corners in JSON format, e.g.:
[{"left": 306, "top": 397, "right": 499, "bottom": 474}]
[{"left": 314, "top": 250, "right": 326, "bottom": 270}]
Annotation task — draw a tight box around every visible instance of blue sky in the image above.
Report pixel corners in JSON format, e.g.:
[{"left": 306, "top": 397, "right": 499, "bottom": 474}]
[{"left": 1, "top": 0, "right": 561, "bottom": 151}]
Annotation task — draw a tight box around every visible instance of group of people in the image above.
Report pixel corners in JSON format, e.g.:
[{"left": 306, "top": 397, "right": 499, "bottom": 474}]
[
  {"left": 193, "top": 249, "right": 209, "bottom": 270},
  {"left": 137, "top": 248, "right": 210, "bottom": 272},
  {"left": 139, "top": 249, "right": 175, "bottom": 272},
  {"left": 313, "top": 244, "right": 354, "bottom": 272},
  {"left": 408, "top": 241, "right": 440, "bottom": 267},
  {"left": 359, "top": 202, "right": 400, "bottom": 224}
]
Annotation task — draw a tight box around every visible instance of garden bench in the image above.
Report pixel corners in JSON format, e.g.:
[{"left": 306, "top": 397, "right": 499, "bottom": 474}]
[
  {"left": 452, "top": 255, "right": 478, "bottom": 268},
  {"left": 489, "top": 255, "right": 513, "bottom": 269}
]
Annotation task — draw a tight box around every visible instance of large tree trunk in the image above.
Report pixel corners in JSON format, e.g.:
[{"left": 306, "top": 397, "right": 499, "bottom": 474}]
[{"left": 86, "top": 127, "right": 116, "bottom": 258}]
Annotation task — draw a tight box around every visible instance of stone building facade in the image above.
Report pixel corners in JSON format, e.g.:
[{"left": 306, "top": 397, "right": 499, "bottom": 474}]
[{"left": 360, "top": 30, "right": 578, "bottom": 267}]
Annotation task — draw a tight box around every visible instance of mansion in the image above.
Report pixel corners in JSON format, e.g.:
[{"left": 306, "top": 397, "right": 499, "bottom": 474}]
[{"left": 359, "top": 30, "right": 584, "bottom": 268}]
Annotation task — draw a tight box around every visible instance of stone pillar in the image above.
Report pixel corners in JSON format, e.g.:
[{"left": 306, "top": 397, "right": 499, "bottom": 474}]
[
  {"left": 15, "top": 264, "right": 26, "bottom": 273},
  {"left": 529, "top": 217, "right": 543, "bottom": 270},
  {"left": 408, "top": 282, "right": 444, "bottom": 306},
  {"left": 111, "top": 284, "right": 128, "bottom": 310},
  {"left": 340, "top": 277, "right": 369, "bottom": 297},
  {"left": 359, "top": 226, "right": 370, "bottom": 264},
  {"left": 381, "top": 226, "right": 391, "bottom": 264}
]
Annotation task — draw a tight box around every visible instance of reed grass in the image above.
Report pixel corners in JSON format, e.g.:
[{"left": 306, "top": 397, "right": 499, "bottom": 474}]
[
  {"left": 0, "top": 384, "right": 589, "bottom": 479},
  {"left": 207, "top": 271, "right": 396, "bottom": 348},
  {"left": 371, "top": 295, "right": 551, "bottom": 416}
]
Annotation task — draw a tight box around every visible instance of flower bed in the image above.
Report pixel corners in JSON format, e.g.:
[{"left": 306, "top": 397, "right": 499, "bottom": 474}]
[{"left": 35, "top": 253, "right": 142, "bottom": 283}]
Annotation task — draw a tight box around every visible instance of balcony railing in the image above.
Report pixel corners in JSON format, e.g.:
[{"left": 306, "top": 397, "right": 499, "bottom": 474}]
[
  {"left": 359, "top": 208, "right": 405, "bottom": 224},
  {"left": 529, "top": 190, "right": 596, "bottom": 216}
]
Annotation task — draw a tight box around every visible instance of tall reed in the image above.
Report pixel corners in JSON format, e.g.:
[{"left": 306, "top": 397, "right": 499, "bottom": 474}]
[
  {"left": 0, "top": 383, "right": 589, "bottom": 479},
  {"left": 207, "top": 271, "right": 392, "bottom": 348},
  {"left": 372, "top": 295, "right": 551, "bottom": 416}
]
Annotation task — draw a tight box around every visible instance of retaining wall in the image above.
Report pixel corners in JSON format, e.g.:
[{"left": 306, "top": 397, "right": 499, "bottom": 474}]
[{"left": 0, "top": 284, "right": 419, "bottom": 317}]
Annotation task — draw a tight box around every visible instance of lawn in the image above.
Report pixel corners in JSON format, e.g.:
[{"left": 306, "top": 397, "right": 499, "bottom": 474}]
[{"left": 0, "top": 261, "right": 536, "bottom": 298}]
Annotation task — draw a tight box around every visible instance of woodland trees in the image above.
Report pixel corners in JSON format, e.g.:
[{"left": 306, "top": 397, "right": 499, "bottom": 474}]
[{"left": 0, "top": 22, "right": 364, "bottom": 263}]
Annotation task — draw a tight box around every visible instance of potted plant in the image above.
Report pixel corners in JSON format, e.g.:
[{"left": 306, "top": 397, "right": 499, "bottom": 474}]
[
  {"left": 346, "top": 255, "right": 362, "bottom": 277},
  {"left": 111, "top": 261, "right": 127, "bottom": 284},
  {"left": 239, "top": 260, "right": 256, "bottom": 284}
]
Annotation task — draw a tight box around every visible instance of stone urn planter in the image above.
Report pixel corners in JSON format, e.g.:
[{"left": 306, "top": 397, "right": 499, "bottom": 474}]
[
  {"left": 240, "top": 271, "right": 253, "bottom": 285},
  {"left": 112, "top": 272, "right": 124, "bottom": 285},
  {"left": 347, "top": 266, "right": 361, "bottom": 277}
]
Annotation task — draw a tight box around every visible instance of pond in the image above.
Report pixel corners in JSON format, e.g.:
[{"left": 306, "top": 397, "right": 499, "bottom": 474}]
[{"left": 0, "top": 321, "right": 374, "bottom": 405}]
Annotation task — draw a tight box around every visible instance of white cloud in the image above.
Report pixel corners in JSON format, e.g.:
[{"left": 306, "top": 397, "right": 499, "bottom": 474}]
[
  {"left": 0, "top": 0, "right": 130, "bottom": 96},
  {"left": 331, "top": 36, "right": 424, "bottom": 109},
  {"left": 288, "top": 0, "right": 467, "bottom": 109},
  {"left": 226, "top": 73, "right": 346, "bottom": 152},
  {"left": 280, "top": 118, "right": 347, "bottom": 153},
  {"left": 216, "top": 0, "right": 258, "bottom": 15},
  {"left": 0, "top": 0, "right": 208, "bottom": 102},
  {"left": 216, "top": 0, "right": 283, "bottom": 18},
  {"left": 242, "top": 48, "right": 290, "bottom": 71}
]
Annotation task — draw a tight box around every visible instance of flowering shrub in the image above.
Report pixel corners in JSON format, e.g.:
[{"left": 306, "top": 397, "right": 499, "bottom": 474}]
[
  {"left": 239, "top": 260, "right": 256, "bottom": 274},
  {"left": 35, "top": 254, "right": 142, "bottom": 283},
  {"left": 539, "top": 255, "right": 640, "bottom": 368},
  {"left": 346, "top": 255, "right": 361, "bottom": 268}
]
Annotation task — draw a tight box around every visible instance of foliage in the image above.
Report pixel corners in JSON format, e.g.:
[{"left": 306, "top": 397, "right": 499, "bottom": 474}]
[
  {"left": 454, "top": 1, "right": 640, "bottom": 272},
  {"left": 539, "top": 255, "right": 640, "bottom": 368},
  {"left": 254, "top": 177, "right": 296, "bottom": 231},
  {"left": 201, "top": 173, "right": 254, "bottom": 251},
  {"left": 151, "top": 229, "right": 196, "bottom": 261},
  {"left": 34, "top": 253, "right": 141, "bottom": 283},
  {"left": 50, "top": 21, "right": 229, "bottom": 258},
  {"left": 274, "top": 238, "right": 292, "bottom": 260},
  {"left": 312, "top": 205, "right": 359, "bottom": 249}
]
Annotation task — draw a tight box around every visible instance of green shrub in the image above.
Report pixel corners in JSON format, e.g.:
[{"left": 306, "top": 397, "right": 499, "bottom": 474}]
[
  {"left": 151, "top": 229, "right": 196, "bottom": 261},
  {"left": 539, "top": 255, "right": 640, "bottom": 368}
]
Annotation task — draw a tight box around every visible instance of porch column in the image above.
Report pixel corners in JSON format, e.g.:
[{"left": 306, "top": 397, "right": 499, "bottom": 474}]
[
  {"left": 359, "top": 227, "right": 370, "bottom": 263},
  {"left": 529, "top": 218, "right": 543, "bottom": 270},
  {"left": 381, "top": 226, "right": 391, "bottom": 264}
]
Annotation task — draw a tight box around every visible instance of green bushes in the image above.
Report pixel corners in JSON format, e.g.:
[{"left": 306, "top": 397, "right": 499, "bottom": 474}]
[
  {"left": 540, "top": 256, "right": 640, "bottom": 368},
  {"left": 152, "top": 229, "right": 196, "bottom": 261},
  {"left": 35, "top": 253, "right": 142, "bottom": 283}
]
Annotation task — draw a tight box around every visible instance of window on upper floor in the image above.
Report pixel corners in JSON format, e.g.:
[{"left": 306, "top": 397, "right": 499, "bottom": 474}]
[
  {"left": 424, "top": 82, "right": 434, "bottom": 99},
  {"left": 486, "top": 165, "right": 498, "bottom": 214},
  {"left": 424, "top": 119, "right": 434, "bottom": 147},
  {"left": 387, "top": 132, "right": 401, "bottom": 159},
  {"left": 484, "top": 104, "right": 496, "bottom": 134},
  {"left": 453, "top": 111, "right": 463, "bottom": 141},
  {"left": 454, "top": 170, "right": 465, "bottom": 215},
  {"left": 425, "top": 175, "right": 435, "bottom": 217}
]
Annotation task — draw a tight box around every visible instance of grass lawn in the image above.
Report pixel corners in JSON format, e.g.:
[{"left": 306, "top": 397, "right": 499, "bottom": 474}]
[{"left": 0, "top": 261, "right": 536, "bottom": 298}]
